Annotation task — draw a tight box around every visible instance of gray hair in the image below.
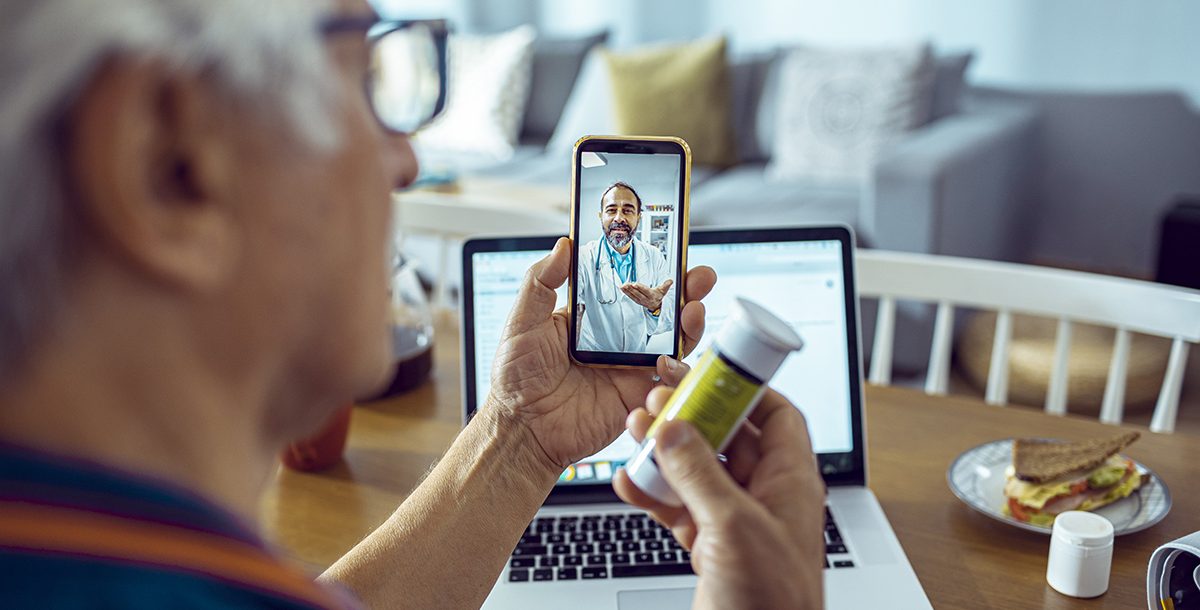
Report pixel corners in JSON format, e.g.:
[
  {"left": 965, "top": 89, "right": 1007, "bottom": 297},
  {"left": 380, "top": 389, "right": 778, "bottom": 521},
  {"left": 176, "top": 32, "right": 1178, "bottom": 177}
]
[{"left": 0, "top": 0, "right": 341, "bottom": 376}]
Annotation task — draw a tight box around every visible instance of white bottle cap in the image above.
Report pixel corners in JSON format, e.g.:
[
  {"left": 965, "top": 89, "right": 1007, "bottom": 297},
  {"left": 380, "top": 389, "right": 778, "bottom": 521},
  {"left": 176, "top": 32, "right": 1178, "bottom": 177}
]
[
  {"left": 1053, "top": 511, "right": 1115, "bottom": 547},
  {"left": 624, "top": 439, "right": 682, "bottom": 507},
  {"left": 715, "top": 297, "right": 804, "bottom": 381},
  {"left": 1046, "top": 511, "right": 1114, "bottom": 598},
  {"left": 623, "top": 298, "right": 802, "bottom": 508}
]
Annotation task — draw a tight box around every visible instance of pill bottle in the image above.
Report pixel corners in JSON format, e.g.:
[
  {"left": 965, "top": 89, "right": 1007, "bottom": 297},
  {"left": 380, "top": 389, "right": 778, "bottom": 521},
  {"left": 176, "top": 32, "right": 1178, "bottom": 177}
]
[
  {"left": 1046, "top": 511, "right": 1114, "bottom": 598},
  {"left": 625, "top": 297, "right": 803, "bottom": 506}
]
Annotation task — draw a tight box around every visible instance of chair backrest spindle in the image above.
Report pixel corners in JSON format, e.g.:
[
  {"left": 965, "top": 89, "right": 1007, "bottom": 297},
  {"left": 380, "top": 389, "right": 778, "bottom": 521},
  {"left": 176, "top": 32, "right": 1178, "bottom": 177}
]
[
  {"left": 1150, "top": 337, "right": 1191, "bottom": 433},
  {"left": 1044, "top": 318, "right": 1073, "bottom": 416},
  {"left": 924, "top": 301, "right": 955, "bottom": 395},
  {"left": 984, "top": 309, "right": 1012, "bottom": 406},
  {"left": 857, "top": 250, "right": 1200, "bottom": 432},
  {"left": 869, "top": 296, "right": 896, "bottom": 386},
  {"left": 1099, "top": 328, "right": 1132, "bottom": 425}
]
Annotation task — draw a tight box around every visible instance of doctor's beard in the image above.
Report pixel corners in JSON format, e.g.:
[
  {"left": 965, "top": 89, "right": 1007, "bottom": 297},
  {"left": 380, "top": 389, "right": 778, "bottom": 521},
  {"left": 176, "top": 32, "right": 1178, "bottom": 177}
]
[{"left": 605, "top": 219, "right": 636, "bottom": 249}]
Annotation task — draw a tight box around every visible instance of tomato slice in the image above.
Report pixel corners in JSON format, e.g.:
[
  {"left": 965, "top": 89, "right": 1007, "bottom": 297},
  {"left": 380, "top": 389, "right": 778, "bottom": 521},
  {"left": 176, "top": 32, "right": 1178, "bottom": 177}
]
[{"left": 1008, "top": 498, "right": 1032, "bottom": 521}]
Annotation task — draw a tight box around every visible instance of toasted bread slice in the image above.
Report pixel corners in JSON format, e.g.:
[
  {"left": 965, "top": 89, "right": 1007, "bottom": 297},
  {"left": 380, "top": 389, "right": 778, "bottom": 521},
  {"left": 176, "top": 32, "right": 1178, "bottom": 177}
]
[{"left": 1012, "top": 431, "right": 1140, "bottom": 483}]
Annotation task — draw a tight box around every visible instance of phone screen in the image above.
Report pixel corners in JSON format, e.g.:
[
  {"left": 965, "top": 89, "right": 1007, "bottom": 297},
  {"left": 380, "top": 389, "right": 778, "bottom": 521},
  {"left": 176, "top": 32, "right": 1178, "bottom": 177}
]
[{"left": 568, "top": 137, "right": 689, "bottom": 368}]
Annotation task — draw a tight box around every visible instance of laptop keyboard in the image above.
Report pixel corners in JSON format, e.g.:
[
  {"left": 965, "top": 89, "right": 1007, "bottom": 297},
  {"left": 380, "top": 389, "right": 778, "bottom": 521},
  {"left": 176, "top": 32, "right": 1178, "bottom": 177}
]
[
  {"left": 824, "top": 507, "right": 854, "bottom": 569},
  {"left": 508, "top": 512, "right": 691, "bottom": 582},
  {"left": 506, "top": 507, "right": 854, "bottom": 583}
]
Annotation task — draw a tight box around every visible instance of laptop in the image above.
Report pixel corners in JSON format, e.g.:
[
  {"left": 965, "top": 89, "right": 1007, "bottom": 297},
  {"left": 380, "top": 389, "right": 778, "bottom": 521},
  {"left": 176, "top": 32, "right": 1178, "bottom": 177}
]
[{"left": 461, "top": 226, "right": 931, "bottom": 610}]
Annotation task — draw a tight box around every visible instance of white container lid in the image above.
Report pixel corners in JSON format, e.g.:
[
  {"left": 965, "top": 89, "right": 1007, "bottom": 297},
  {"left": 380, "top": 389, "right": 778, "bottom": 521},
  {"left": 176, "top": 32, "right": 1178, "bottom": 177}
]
[
  {"left": 624, "top": 445, "right": 682, "bottom": 507},
  {"left": 1052, "top": 511, "right": 1114, "bottom": 547},
  {"left": 716, "top": 297, "right": 804, "bottom": 381}
]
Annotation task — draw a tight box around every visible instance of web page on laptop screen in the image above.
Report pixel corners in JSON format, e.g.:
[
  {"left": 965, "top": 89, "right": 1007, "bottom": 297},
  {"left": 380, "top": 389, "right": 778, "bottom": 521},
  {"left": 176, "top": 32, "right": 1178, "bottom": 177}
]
[
  {"left": 684, "top": 241, "right": 854, "bottom": 455},
  {"left": 471, "top": 251, "right": 638, "bottom": 487},
  {"left": 470, "top": 240, "right": 854, "bottom": 488}
]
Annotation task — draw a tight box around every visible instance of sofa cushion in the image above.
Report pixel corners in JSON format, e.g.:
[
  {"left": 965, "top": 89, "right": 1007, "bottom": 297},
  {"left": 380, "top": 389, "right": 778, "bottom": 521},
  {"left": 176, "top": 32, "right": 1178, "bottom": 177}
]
[
  {"left": 928, "top": 51, "right": 974, "bottom": 123},
  {"left": 466, "top": 148, "right": 721, "bottom": 189},
  {"left": 767, "top": 43, "right": 934, "bottom": 183},
  {"left": 727, "top": 50, "right": 779, "bottom": 164},
  {"left": 756, "top": 48, "right": 971, "bottom": 159},
  {"left": 546, "top": 48, "right": 616, "bottom": 155},
  {"left": 689, "top": 163, "right": 861, "bottom": 228},
  {"left": 520, "top": 31, "right": 609, "bottom": 144},
  {"left": 414, "top": 25, "right": 536, "bottom": 159},
  {"left": 412, "top": 143, "right": 547, "bottom": 180},
  {"left": 602, "top": 36, "right": 737, "bottom": 167}
]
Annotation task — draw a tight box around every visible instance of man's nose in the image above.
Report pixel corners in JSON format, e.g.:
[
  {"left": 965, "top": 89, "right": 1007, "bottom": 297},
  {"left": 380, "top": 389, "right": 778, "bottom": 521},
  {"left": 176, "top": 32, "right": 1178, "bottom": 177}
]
[{"left": 383, "top": 132, "right": 419, "bottom": 191}]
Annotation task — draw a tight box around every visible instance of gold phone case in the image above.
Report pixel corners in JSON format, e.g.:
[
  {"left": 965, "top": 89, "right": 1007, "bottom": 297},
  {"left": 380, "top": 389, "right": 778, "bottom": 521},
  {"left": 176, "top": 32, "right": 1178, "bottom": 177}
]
[{"left": 567, "top": 135, "right": 692, "bottom": 369}]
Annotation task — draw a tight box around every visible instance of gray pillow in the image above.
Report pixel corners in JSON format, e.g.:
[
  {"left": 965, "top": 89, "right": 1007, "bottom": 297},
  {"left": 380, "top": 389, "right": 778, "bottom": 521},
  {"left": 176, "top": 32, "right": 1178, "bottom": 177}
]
[
  {"left": 755, "top": 52, "right": 784, "bottom": 160},
  {"left": 757, "top": 49, "right": 974, "bottom": 152},
  {"left": 929, "top": 51, "right": 974, "bottom": 123},
  {"left": 520, "top": 31, "right": 609, "bottom": 144},
  {"left": 727, "top": 50, "right": 780, "bottom": 164},
  {"left": 765, "top": 43, "right": 935, "bottom": 183}
]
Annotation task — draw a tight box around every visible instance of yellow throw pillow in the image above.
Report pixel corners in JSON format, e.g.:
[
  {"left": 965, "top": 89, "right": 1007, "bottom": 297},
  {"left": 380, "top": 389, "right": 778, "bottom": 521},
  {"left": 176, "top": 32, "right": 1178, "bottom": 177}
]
[{"left": 602, "top": 37, "right": 736, "bottom": 167}]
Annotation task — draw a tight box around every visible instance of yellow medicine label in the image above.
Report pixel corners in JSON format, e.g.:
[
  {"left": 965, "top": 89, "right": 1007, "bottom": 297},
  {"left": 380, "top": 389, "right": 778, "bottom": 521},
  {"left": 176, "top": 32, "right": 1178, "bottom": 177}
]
[{"left": 647, "top": 350, "right": 762, "bottom": 449}]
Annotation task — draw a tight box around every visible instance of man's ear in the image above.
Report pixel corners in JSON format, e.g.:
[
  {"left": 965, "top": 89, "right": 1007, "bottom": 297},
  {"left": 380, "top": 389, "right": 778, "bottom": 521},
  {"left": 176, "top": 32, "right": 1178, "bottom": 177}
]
[{"left": 67, "top": 58, "right": 239, "bottom": 292}]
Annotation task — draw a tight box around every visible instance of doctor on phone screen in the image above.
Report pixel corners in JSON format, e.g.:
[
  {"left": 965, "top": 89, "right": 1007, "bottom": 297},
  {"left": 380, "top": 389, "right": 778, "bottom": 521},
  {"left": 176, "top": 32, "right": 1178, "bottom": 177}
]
[{"left": 576, "top": 182, "right": 674, "bottom": 352}]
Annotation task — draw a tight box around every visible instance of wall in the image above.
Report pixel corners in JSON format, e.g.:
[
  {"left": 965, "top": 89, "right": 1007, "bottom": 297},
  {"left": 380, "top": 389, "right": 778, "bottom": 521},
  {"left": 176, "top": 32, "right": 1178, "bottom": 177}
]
[
  {"left": 388, "top": 0, "right": 1200, "bottom": 107},
  {"left": 376, "top": 0, "right": 1200, "bottom": 276},
  {"left": 708, "top": 0, "right": 1200, "bottom": 107}
]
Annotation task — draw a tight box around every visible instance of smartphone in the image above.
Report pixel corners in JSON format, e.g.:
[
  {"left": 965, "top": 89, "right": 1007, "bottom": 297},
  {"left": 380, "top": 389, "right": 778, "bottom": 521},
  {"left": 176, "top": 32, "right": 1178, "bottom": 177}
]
[{"left": 567, "top": 135, "right": 691, "bottom": 368}]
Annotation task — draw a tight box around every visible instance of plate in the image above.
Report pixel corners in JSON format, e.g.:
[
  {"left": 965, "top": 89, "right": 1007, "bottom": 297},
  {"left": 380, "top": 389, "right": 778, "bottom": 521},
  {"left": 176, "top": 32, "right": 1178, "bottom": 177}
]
[{"left": 946, "top": 438, "right": 1172, "bottom": 535}]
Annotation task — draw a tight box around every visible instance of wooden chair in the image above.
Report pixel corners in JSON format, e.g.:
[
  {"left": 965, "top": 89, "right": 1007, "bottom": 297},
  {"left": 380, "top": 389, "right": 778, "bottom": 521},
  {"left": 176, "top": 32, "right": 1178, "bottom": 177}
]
[{"left": 856, "top": 250, "right": 1200, "bottom": 433}]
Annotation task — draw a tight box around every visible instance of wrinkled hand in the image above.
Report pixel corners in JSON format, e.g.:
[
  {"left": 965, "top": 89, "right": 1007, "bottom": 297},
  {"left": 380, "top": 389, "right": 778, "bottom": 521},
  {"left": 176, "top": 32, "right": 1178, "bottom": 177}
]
[
  {"left": 613, "top": 371, "right": 826, "bottom": 610},
  {"left": 485, "top": 238, "right": 716, "bottom": 473},
  {"left": 620, "top": 279, "right": 673, "bottom": 313}
]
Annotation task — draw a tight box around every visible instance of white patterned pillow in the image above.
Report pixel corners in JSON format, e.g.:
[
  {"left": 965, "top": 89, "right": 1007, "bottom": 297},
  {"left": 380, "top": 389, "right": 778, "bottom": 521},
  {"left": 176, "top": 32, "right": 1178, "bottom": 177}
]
[
  {"left": 767, "top": 43, "right": 933, "bottom": 184},
  {"left": 414, "top": 25, "right": 536, "bottom": 160}
]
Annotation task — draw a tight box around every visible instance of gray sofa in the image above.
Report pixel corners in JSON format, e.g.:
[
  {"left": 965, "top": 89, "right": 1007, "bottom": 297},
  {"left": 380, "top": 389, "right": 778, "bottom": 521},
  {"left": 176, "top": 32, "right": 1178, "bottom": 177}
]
[
  {"left": 421, "top": 45, "right": 1039, "bottom": 265},
  {"left": 407, "top": 40, "right": 1044, "bottom": 373},
  {"left": 410, "top": 37, "right": 1200, "bottom": 378},
  {"left": 971, "top": 88, "right": 1200, "bottom": 277}
]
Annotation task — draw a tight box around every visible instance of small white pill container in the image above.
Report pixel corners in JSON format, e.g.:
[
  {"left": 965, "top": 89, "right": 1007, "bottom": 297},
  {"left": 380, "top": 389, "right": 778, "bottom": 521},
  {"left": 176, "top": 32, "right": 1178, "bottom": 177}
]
[{"left": 1046, "top": 511, "right": 1115, "bottom": 598}]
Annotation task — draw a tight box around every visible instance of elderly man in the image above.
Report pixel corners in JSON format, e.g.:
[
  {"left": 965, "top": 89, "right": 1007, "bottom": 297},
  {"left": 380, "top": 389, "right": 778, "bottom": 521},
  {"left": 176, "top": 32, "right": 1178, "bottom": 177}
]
[
  {"left": 576, "top": 182, "right": 676, "bottom": 353},
  {"left": 0, "top": 1, "right": 825, "bottom": 609}
]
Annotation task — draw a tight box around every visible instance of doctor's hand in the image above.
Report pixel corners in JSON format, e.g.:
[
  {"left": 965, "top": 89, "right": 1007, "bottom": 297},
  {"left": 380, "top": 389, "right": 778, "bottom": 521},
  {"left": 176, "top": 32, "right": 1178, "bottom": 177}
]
[
  {"left": 484, "top": 237, "right": 715, "bottom": 478},
  {"left": 613, "top": 383, "right": 826, "bottom": 610},
  {"left": 620, "top": 279, "right": 673, "bottom": 313}
]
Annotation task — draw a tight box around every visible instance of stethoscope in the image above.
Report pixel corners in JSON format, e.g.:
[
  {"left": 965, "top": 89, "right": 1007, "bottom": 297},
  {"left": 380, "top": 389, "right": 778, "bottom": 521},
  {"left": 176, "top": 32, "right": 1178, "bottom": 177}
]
[{"left": 594, "top": 241, "right": 637, "bottom": 305}]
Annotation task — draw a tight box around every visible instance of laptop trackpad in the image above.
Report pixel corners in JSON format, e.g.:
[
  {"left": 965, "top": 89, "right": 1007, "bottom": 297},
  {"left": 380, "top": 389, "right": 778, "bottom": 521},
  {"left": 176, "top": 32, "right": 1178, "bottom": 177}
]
[{"left": 617, "top": 588, "right": 695, "bottom": 609}]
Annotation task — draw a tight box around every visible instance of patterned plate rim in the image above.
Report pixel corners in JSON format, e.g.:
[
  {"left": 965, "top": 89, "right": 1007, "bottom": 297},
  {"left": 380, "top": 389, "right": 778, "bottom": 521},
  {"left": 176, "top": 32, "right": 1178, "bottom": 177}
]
[{"left": 945, "top": 438, "right": 1173, "bottom": 536}]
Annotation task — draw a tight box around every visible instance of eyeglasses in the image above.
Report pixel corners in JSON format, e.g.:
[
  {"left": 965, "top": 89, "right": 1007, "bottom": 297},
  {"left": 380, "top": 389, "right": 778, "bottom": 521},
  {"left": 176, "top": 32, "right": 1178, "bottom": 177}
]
[{"left": 321, "top": 17, "right": 449, "bottom": 134}]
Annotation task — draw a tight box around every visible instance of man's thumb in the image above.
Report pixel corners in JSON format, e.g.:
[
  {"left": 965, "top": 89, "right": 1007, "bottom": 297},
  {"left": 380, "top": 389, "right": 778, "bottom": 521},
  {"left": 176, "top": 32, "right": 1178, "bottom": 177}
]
[
  {"left": 654, "top": 420, "right": 743, "bottom": 522},
  {"left": 506, "top": 237, "right": 569, "bottom": 336},
  {"left": 658, "top": 279, "right": 673, "bottom": 293}
]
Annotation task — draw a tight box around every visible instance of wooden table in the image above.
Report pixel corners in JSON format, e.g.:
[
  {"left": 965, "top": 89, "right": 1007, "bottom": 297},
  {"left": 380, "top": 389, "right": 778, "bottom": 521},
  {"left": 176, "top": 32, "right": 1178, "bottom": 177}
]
[
  {"left": 393, "top": 178, "right": 567, "bottom": 306},
  {"left": 260, "top": 314, "right": 1198, "bottom": 608}
]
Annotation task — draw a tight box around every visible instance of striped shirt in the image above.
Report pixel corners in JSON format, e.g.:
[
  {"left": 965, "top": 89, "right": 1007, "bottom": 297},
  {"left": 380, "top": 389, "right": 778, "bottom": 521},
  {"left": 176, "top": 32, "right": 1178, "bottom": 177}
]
[{"left": 0, "top": 442, "right": 358, "bottom": 609}]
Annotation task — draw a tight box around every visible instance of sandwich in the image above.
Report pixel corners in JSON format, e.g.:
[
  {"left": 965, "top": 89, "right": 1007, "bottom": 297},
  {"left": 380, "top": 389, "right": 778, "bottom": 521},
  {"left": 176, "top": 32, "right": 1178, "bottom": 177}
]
[{"left": 1002, "top": 431, "right": 1146, "bottom": 526}]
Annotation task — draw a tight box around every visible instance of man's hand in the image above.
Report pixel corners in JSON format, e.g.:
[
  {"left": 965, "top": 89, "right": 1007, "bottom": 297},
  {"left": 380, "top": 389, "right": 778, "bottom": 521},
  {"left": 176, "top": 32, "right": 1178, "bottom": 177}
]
[
  {"left": 620, "top": 279, "right": 673, "bottom": 313},
  {"left": 486, "top": 238, "right": 714, "bottom": 475},
  {"left": 613, "top": 375, "right": 826, "bottom": 610}
]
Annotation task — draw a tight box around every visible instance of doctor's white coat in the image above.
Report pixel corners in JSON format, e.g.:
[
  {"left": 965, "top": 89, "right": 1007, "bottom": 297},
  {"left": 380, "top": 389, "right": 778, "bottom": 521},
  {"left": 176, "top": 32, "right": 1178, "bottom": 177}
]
[{"left": 576, "top": 237, "right": 675, "bottom": 352}]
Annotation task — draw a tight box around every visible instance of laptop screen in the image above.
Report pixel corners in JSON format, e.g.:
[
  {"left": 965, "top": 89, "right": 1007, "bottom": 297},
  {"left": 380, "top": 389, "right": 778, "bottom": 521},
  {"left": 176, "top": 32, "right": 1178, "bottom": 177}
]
[
  {"left": 464, "top": 228, "right": 864, "bottom": 490},
  {"left": 683, "top": 239, "right": 855, "bottom": 456}
]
